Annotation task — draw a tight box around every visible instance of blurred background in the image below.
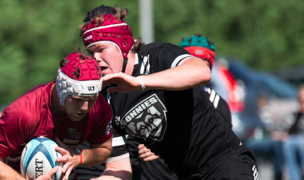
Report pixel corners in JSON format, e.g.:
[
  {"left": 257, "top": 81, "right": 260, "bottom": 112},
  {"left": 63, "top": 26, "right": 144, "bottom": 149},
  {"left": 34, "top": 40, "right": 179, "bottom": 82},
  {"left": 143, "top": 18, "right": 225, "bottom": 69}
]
[{"left": 1, "top": 0, "right": 304, "bottom": 180}]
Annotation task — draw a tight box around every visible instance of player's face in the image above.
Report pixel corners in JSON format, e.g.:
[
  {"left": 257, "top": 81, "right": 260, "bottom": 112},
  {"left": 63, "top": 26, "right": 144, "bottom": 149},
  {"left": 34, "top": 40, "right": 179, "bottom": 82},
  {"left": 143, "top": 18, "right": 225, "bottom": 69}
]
[
  {"left": 88, "top": 42, "right": 123, "bottom": 77},
  {"left": 64, "top": 94, "right": 98, "bottom": 121}
]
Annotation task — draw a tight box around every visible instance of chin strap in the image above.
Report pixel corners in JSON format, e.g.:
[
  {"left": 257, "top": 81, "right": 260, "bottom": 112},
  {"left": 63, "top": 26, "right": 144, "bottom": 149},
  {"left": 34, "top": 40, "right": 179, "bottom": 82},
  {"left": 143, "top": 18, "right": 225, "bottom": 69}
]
[{"left": 122, "top": 58, "right": 128, "bottom": 73}]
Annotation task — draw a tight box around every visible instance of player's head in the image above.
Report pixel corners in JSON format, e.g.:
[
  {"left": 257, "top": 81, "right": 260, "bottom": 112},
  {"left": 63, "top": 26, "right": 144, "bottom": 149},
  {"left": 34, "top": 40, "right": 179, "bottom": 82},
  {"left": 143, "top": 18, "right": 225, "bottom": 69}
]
[
  {"left": 179, "top": 34, "right": 215, "bottom": 69},
  {"left": 79, "top": 5, "right": 142, "bottom": 76},
  {"left": 56, "top": 48, "right": 102, "bottom": 121}
]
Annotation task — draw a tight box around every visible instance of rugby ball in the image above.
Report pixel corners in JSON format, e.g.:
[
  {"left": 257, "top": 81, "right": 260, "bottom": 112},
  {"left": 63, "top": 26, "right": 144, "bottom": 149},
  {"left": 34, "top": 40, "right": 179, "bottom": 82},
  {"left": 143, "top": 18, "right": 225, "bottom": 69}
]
[{"left": 20, "top": 137, "right": 63, "bottom": 180}]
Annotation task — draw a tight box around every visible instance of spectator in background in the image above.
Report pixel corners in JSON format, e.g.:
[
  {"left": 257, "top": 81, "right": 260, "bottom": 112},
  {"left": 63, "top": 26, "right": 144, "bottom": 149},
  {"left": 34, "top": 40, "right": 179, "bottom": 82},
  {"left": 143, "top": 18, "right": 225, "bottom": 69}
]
[
  {"left": 245, "top": 95, "right": 286, "bottom": 180},
  {"left": 282, "top": 84, "right": 304, "bottom": 180}
]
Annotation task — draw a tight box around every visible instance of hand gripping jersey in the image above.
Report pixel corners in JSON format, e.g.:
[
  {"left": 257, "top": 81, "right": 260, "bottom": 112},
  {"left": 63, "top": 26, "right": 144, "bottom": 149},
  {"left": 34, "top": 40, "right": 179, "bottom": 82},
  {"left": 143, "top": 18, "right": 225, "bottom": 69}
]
[
  {"left": 107, "top": 43, "right": 258, "bottom": 179},
  {"left": 0, "top": 81, "right": 112, "bottom": 171}
]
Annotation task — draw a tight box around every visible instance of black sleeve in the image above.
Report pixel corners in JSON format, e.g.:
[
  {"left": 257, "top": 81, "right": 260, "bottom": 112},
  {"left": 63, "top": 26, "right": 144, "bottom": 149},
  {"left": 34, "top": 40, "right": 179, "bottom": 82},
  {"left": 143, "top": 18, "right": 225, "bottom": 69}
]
[{"left": 139, "top": 43, "right": 193, "bottom": 71}]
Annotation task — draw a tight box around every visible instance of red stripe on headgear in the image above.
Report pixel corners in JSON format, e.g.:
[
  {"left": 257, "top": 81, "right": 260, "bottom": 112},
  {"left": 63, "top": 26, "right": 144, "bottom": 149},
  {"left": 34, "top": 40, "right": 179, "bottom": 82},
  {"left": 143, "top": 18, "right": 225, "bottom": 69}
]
[
  {"left": 184, "top": 46, "right": 215, "bottom": 69},
  {"left": 61, "top": 53, "right": 101, "bottom": 81},
  {"left": 82, "top": 14, "right": 134, "bottom": 59}
]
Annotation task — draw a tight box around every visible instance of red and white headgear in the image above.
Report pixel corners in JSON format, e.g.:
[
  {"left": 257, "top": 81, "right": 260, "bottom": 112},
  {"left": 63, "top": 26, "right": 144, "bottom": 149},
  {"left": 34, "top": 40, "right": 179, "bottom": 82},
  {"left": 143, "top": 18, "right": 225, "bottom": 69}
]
[
  {"left": 82, "top": 14, "right": 134, "bottom": 61},
  {"left": 183, "top": 46, "right": 215, "bottom": 69},
  {"left": 56, "top": 52, "right": 103, "bottom": 107}
]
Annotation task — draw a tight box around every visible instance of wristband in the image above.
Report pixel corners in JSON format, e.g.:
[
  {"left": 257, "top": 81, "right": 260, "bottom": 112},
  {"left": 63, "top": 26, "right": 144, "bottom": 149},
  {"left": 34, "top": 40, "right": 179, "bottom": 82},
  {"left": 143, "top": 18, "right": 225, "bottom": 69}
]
[
  {"left": 137, "top": 76, "right": 145, "bottom": 91},
  {"left": 79, "top": 153, "right": 83, "bottom": 164}
]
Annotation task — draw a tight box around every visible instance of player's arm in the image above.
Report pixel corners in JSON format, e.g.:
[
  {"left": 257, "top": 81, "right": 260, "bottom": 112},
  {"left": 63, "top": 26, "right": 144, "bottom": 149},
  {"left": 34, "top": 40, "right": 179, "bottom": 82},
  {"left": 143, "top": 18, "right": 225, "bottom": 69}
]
[
  {"left": 103, "top": 56, "right": 211, "bottom": 93},
  {"left": 56, "top": 136, "right": 112, "bottom": 180},
  {"left": 84, "top": 136, "right": 113, "bottom": 167},
  {"left": 90, "top": 158, "right": 132, "bottom": 180},
  {"left": 0, "top": 157, "right": 25, "bottom": 180},
  {"left": 140, "top": 56, "right": 211, "bottom": 91},
  {"left": 0, "top": 157, "right": 59, "bottom": 180},
  {"left": 90, "top": 136, "right": 132, "bottom": 180}
]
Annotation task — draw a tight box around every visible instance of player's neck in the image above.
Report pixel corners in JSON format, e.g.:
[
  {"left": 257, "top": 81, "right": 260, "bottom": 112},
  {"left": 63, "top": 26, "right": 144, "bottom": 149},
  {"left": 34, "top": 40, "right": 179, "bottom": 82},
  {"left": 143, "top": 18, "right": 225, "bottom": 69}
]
[{"left": 125, "top": 52, "right": 135, "bottom": 75}]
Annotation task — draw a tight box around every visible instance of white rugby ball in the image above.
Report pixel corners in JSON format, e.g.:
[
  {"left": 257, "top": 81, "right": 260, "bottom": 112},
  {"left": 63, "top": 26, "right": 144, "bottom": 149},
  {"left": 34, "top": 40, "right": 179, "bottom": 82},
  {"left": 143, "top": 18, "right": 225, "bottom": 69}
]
[{"left": 20, "top": 137, "right": 63, "bottom": 180}]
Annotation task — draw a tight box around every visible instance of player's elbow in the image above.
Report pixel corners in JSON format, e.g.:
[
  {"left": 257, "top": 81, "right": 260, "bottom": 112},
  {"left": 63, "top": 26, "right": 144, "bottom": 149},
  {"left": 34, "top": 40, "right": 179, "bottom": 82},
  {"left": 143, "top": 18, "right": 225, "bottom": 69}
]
[
  {"left": 103, "top": 146, "right": 113, "bottom": 161},
  {"left": 199, "top": 64, "right": 211, "bottom": 86}
]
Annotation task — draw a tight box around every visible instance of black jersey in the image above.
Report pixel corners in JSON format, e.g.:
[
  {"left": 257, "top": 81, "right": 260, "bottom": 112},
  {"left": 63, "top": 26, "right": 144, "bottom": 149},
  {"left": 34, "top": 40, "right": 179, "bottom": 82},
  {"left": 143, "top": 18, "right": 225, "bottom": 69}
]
[
  {"left": 135, "top": 87, "right": 232, "bottom": 180},
  {"left": 109, "top": 43, "right": 254, "bottom": 178}
]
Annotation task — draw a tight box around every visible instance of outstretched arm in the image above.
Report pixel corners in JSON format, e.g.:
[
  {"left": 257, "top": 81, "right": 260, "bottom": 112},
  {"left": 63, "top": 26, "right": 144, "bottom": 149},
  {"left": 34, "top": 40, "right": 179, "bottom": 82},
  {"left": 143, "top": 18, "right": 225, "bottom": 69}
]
[
  {"left": 0, "top": 158, "right": 26, "bottom": 180},
  {"left": 0, "top": 158, "right": 59, "bottom": 180},
  {"left": 90, "top": 157, "right": 132, "bottom": 180},
  {"left": 103, "top": 57, "right": 211, "bottom": 93}
]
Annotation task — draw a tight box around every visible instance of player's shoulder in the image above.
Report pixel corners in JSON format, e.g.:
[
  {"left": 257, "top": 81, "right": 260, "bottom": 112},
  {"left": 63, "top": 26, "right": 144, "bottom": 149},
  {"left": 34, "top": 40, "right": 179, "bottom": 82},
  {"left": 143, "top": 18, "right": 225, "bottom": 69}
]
[
  {"left": 3, "top": 82, "right": 52, "bottom": 120},
  {"left": 140, "top": 42, "right": 186, "bottom": 54}
]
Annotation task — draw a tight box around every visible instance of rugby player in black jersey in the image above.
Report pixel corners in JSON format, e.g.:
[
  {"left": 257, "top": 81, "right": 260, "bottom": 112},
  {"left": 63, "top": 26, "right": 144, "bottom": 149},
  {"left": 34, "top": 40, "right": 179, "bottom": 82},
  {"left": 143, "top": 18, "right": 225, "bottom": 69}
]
[
  {"left": 77, "top": 5, "right": 259, "bottom": 180},
  {"left": 130, "top": 35, "right": 233, "bottom": 180}
]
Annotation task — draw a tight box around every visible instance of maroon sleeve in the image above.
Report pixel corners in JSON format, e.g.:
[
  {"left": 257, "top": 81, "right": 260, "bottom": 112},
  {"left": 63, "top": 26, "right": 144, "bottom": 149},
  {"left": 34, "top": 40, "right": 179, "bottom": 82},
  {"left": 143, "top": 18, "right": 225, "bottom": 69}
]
[
  {"left": 87, "top": 96, "right": 113, "bottom": 145},
  {"left": 0, "top": 107, "right": 36, "bottom": 158}
]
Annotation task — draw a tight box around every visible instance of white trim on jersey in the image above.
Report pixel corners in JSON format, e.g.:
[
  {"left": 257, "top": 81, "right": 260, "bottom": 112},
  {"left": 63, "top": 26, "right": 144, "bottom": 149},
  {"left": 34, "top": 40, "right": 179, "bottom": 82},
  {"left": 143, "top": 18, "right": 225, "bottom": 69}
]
[
  {"left": 205, "top": 87, "right": 220, "bottom": 109},
  {"left": 170, "top": 54, "right": 193, "bottom": 68},
  {"left": 213, "top": 94, "right": 220, "bottom": 108},
  {"left": 106, "top": 153, "right": 130, "bottom": 162},
  {"left": 135, "top": 53, "right": 139, "bottom": 65},
  {"left": 205, "top": 87, "right": 211, "bottom": 94},
  {"left": 112, "top": 136, "right": 125, "bottom": 147},
  {"left": 209, "top": 89, "right": 216, "bottom": 102},
  {"left": 140, "top": 55, "right": 150, "bottom": 75}
]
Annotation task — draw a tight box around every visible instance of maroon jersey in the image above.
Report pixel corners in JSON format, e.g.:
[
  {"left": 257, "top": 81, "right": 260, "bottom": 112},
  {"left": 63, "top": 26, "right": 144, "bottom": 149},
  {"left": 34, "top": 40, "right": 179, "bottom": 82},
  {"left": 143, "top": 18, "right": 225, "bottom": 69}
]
[{"left": 0, "top": 80, "right": 112, "bottom": 171}]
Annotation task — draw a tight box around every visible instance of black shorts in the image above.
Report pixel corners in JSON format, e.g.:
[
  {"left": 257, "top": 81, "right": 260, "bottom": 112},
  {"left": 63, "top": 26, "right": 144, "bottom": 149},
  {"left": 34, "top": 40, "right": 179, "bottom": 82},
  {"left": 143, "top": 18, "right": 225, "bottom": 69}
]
[{"left": 179, "top": 148, "right": 259, "bottom": 180}]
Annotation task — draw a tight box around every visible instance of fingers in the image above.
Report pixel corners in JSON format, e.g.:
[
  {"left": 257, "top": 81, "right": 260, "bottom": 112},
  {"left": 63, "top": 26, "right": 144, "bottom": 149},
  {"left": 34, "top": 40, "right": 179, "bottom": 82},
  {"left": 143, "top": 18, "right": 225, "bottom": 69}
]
[
  {"left": 139, "top": 150, "right": 153, "bottom": 158},
  {"left": 55, "top": 146, "right": 69, "bottom": 156},
  {"left": 138, "top": 144, "right": 159, "bottom": 161},
  {"left": 61, "top": 161, "right": 72, "bottom": 173},
  {"left": 138, "top": 144, "right": 145, "bottom": 150},
  {"left": 64, "top": 166, "right": 73, "bottom": 180},
  {"left": 106, "top": 86, "right": 121, "bottom": 93},
  {"left": 138, "top": 145, "right": 150, "bottom": 155},
  {"left": 56, "top": 155, "right": 69, "bottom": 164},
  {"left": 36, "top": 166, "right": 59, "bottom": 180},
  {"left": 48, "top": 166, "right": 59, "bottom": 175},
  {"left": 140, "top": 151, "right": 159, "bottom": 161},
  {"left": 143, "top": 154, "right": 159, "bottom": 162},
  {"left": 102, "top": 73, "right": 123, "bottom": 87}
]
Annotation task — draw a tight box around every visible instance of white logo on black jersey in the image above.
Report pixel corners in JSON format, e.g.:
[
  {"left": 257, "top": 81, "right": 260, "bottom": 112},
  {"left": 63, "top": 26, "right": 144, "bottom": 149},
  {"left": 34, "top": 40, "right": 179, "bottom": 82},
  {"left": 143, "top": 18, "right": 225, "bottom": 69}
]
[{"left": 121, "top": 94, "right": 167, "bottom": 141}]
